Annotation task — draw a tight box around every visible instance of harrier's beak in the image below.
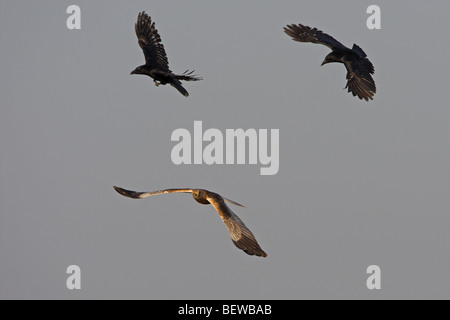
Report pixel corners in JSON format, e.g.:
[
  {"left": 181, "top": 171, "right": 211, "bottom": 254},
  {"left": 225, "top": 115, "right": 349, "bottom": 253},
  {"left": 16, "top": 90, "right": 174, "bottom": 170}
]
[
  {"left": 130, "top": 70, "right": 136, "bottom": 75},
  {"left": 321, "top": 61, "right": 326, "bottom": 66}
]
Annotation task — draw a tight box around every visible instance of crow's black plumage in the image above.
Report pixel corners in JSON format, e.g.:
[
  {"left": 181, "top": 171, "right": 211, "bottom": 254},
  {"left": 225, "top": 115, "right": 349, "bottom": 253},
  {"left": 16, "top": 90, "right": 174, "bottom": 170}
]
[
  {"left": 131, "top": 11, "right": 202, "bottom": 97},
  {"left": 284, "top": 24, "right": 376, "bottom": 101}
]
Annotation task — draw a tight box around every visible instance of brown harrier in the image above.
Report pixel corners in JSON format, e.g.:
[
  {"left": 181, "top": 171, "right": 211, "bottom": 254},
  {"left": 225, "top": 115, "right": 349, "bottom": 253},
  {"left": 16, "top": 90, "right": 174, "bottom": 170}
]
[
  {"left": 131, "top": 11, "right": 202, "bottom": 96},
  {"left": 113, "top": 186, "right": 267, "bottom": 257},
  {"left": 284, "top": 23, "right": 376, "bottom": 101}
]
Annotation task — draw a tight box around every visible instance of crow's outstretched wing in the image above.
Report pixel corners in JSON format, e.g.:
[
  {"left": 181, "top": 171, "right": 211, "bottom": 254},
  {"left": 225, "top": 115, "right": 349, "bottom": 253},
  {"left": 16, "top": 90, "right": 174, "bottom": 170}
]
[
  {"left": 135, "top": 11, "right": 170, "bottom": 71},
  {"left": 344, "top": 57, "right": 376, "bottom": 101},
  {"left": 284, "top": 24, "right": 350, "bottom": 51}
]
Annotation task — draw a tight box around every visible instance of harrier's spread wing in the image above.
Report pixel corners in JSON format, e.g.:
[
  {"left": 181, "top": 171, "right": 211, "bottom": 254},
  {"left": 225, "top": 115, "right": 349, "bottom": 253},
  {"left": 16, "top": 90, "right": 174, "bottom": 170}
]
[
  {"left": 113, "top": 186, "right": 193, "bottom": 199},
  {"left": 113, "top": 186, "right": 266, "bottom": 257},
  {"left": 135, "top": 11, "right": 170, "bottom": 71},
  {"left": 284, "top": 24, "right": 349, "bottom": 51},
  {"left": 207, "top": 194, "right": 267, "bottom": 257}
]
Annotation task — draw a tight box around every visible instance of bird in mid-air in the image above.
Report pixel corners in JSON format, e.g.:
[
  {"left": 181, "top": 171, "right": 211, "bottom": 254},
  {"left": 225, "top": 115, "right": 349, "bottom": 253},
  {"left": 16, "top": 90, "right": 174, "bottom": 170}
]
[
  {"left": 131, "top": 11, "right": 202, "bottom": 97},
  {"left": 284, "top": 23, "right": 376, "bottom": 101},
  {"left": 113, "top": 186, "right": 267, "bottom": 257}
]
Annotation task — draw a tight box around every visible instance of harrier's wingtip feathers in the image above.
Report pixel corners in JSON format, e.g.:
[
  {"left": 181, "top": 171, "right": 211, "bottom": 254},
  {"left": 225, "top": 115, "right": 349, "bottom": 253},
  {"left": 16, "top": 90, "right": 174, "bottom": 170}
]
[
  {"left": 113, "top": 185, "right": 136, "bottom": 198},
  {"left": 113, "top": 185, "right": 124, "bottom": 194}
]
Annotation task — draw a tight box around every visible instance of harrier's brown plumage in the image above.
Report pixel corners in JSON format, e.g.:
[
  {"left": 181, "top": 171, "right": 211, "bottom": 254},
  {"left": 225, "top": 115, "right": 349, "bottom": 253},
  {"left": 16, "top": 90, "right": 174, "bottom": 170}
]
[
  {"left": 284, "top": 23, "right": 376, "bottom": 101},
  {"left": 113, "top": 186, "right": 267, "bottom": 257}
]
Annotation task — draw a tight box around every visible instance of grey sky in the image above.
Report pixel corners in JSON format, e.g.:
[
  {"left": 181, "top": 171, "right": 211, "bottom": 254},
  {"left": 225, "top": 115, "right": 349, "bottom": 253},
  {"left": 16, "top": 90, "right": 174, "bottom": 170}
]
[{"left": 1, "top": 1, "right": 450, "bottom": 299}]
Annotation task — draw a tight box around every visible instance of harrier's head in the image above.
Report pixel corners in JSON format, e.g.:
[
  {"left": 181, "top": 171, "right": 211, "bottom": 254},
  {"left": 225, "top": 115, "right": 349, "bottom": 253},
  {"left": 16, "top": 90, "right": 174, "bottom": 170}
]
[{"left": 192, "top": 189, "right": 210, "bottom": 205}]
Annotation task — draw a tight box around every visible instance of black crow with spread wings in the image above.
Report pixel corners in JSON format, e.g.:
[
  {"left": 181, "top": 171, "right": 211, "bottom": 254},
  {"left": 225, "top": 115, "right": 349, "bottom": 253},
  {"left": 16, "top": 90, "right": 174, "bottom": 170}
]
[
  {"left": 113, "top": 186, "right": 267, "bottom": 257},
  {"left": 131, "top": 11, "right": 202, "bottom": 97},
  {"left": 284, "top": 24, "right": 376, "bottom": 101}
]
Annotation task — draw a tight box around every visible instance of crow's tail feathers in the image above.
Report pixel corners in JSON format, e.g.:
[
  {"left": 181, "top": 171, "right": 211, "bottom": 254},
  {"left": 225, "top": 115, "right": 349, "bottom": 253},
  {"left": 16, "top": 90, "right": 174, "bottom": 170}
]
[
  {"left": 175, "top": 70, "right": 203, "bottom": 82},
  {"left": 171, "top": 78, "right": 189, "bottom": 97}
]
